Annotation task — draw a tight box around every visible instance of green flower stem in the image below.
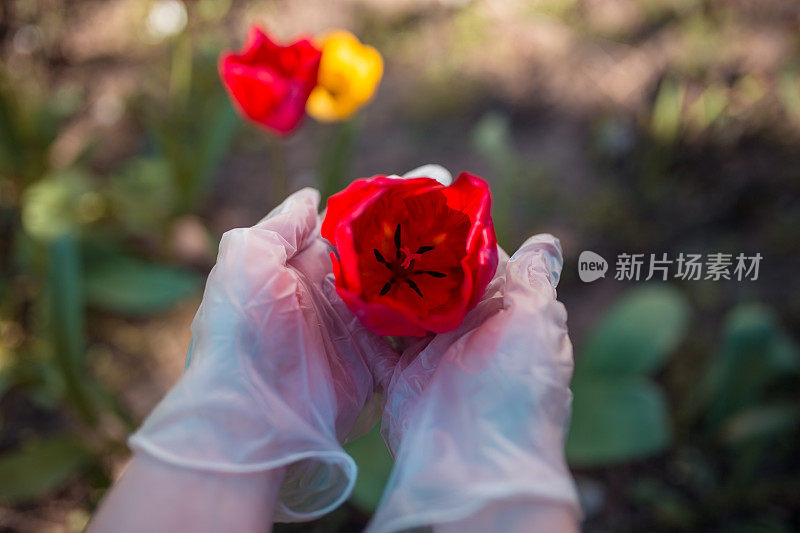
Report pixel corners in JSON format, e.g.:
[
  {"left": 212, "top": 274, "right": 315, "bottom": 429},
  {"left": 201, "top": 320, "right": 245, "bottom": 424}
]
[
  {"left": 318, "top": 118, "right": 359, "bottom": 203},
  {"left": 267, "top": 135, "right": 289, "bottom": 205}
]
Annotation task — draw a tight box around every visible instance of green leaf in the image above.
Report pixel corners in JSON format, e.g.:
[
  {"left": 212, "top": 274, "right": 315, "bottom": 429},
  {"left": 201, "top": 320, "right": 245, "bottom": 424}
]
[
  {"left": 343, "top": 423, "right": 394, "bottom": 512},
  {"left": 0, "top": 436, "right": 90, "bottom": 504},
  {"left": 47, "top": 235, "right": 95, "bottom": 423},
  {"left": 567, "top": 377, "right": 671, "bottom": 466},
  {"left": 84, "top": 253, "right": 201, "bottom": 316},
  {"left": 577, "top": 286, "right": 689, "bottom": 378},
  {"left": 48, "top": 236, "right": 85, "bottom": 368},
  {"left": 700, "top": 304, "right": 800, "bottom": 425}
]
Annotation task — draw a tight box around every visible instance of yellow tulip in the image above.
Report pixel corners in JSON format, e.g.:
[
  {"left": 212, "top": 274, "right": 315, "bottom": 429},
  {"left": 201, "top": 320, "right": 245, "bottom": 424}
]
[{"left": 307, "top": 30, "right": 383, "bottom": 122}]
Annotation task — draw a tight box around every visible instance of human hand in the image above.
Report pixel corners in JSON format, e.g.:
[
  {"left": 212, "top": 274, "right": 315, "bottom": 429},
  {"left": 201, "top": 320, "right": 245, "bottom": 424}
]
[
  {"left": 129, "top": 188, "right": 395, "bottom": 521},
  {"left": 367, "top": 234, "right": 581, "bottom": 532}
]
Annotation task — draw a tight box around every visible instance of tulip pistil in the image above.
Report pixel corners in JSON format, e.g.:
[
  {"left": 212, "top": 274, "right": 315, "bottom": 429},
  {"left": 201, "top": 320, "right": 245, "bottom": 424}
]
[{"left": 373, "top": 223, "right": 446, "bottom": 298}]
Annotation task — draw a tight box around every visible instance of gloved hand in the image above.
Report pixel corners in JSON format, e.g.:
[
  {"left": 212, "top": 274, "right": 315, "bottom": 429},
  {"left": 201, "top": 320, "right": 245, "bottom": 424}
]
[
  {"left": 367, "top": 234, "right": 581, "bottom": 532},
  {"left": 128, "top": 188, "right": 395, "bottom": 522}
]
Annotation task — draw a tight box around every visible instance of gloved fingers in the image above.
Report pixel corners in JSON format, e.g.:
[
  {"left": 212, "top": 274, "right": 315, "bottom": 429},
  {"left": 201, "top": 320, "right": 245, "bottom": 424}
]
[
  {"left": 322, "top": 273, "right": 399, "bottom": 392},
  {"left": 196, "top": 227, "right": 302, "bottom": 341},
  {"left": 254, "top": 187, "right": 322, "bottom": 259},
  {"left": 198, "top": 188, "right": 322, "bottom": 325},
  {"left": 399, "top": 241, "right": 510, "bottom": 368},
  {"left": 369, "top": 234, "right": 580, "bottom": 532},
  {"left": 401, "top": 164, "right": 453, "bottom": 186},
  {"left": 401, "top": 232, "right": 572, "bottom": 431},
  {"left": 499, "top": 232, "right": 574, "bottom": 392},
  {"left": 498, "top": 243, "right": 510, "bottom": 263},
  {"left": 381, "top": 236, "right": 555, "bottom": 396},
  {"left": 379, "top": 244, "right": 509, "bottom": 447},
  {"left": 505, "top": 233, "right": 563, "bottom": 297},
  {"left": 135, "top": 273, "right": 363, "bottom": 522},
  {"left": 289, "top": 237, "right": 334, "bottom": 286},
  {"left": 379, "top": 277, "right": 509, "bottom": 455}
]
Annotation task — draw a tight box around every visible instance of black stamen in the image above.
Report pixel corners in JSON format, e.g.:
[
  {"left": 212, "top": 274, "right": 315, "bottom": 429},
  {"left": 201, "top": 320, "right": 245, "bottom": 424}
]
[
  {"left": 373, "top": 249, "right": 386, "bottom": 263},
  {"left": 379, "top": 282, "right": 393, "bottom": 295},
  {"left": 416, "top": 246, "right": 434, "bottom": 254},
  {"left": 394, "top": 224, "right": 402, "bottom": 249},
  {"left": 416, "top": 270, "right": 446, "bottom": 278},
  {"left": 404, "top": 279, "right": 423, "bottom": 297}
]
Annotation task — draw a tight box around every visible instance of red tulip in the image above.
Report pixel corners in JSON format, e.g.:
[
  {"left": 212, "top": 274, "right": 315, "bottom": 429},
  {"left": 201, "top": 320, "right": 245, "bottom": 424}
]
[
  {"left": 322, "top": 173, "right": 498, "bottom": 336},
  {"left": 219, "top": 26, "right": 321, "bottom": 134}
]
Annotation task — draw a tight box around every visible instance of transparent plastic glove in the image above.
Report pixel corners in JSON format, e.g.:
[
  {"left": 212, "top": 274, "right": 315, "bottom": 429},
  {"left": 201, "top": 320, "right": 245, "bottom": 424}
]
[
  {"left": 368, "top": 234, "right": 580, "bottom": 533},
  {"left": 128, "top": 188, "right": 395, "bottom": 522}
]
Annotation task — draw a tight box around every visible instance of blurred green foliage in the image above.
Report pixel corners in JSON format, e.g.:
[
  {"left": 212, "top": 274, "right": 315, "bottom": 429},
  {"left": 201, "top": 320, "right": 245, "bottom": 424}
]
[
  {"left": 0, "top": 435, "right": 91, "bottom": 504},
  {"left": 635, "top": 303, "right": 798, "bottom": 530},
  {"left": 136, "top": 33, "right": 240, "bottom": 214},
  {"left": 0, "top": 11, "right": 229, "bottom": 512},
  {"left": 568, "top": 286, "right": 689, "bottom": 465},
  {"left": 471, "top": 112, "right": 552, "bottom": 251},
  {"left": 83, "top": 249, "right": 200, "bottom": 316}
]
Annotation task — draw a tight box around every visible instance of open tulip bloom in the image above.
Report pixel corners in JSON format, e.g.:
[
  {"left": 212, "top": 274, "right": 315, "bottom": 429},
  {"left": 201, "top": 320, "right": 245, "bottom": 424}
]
[{"left": 322, "top": 171, "right": 498, "bottom": 337}]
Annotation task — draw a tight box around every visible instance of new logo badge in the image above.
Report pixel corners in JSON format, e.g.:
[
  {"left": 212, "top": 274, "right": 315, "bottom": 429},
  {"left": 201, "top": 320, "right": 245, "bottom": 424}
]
[{"left": 578, "top": 251, "right": 608, "bottom": 282}]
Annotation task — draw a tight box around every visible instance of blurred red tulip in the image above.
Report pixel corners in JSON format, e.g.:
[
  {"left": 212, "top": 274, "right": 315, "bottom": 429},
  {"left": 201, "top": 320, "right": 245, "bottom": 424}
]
[{"left": 219, "top": 26, "right": 321, "bottom": 134}]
